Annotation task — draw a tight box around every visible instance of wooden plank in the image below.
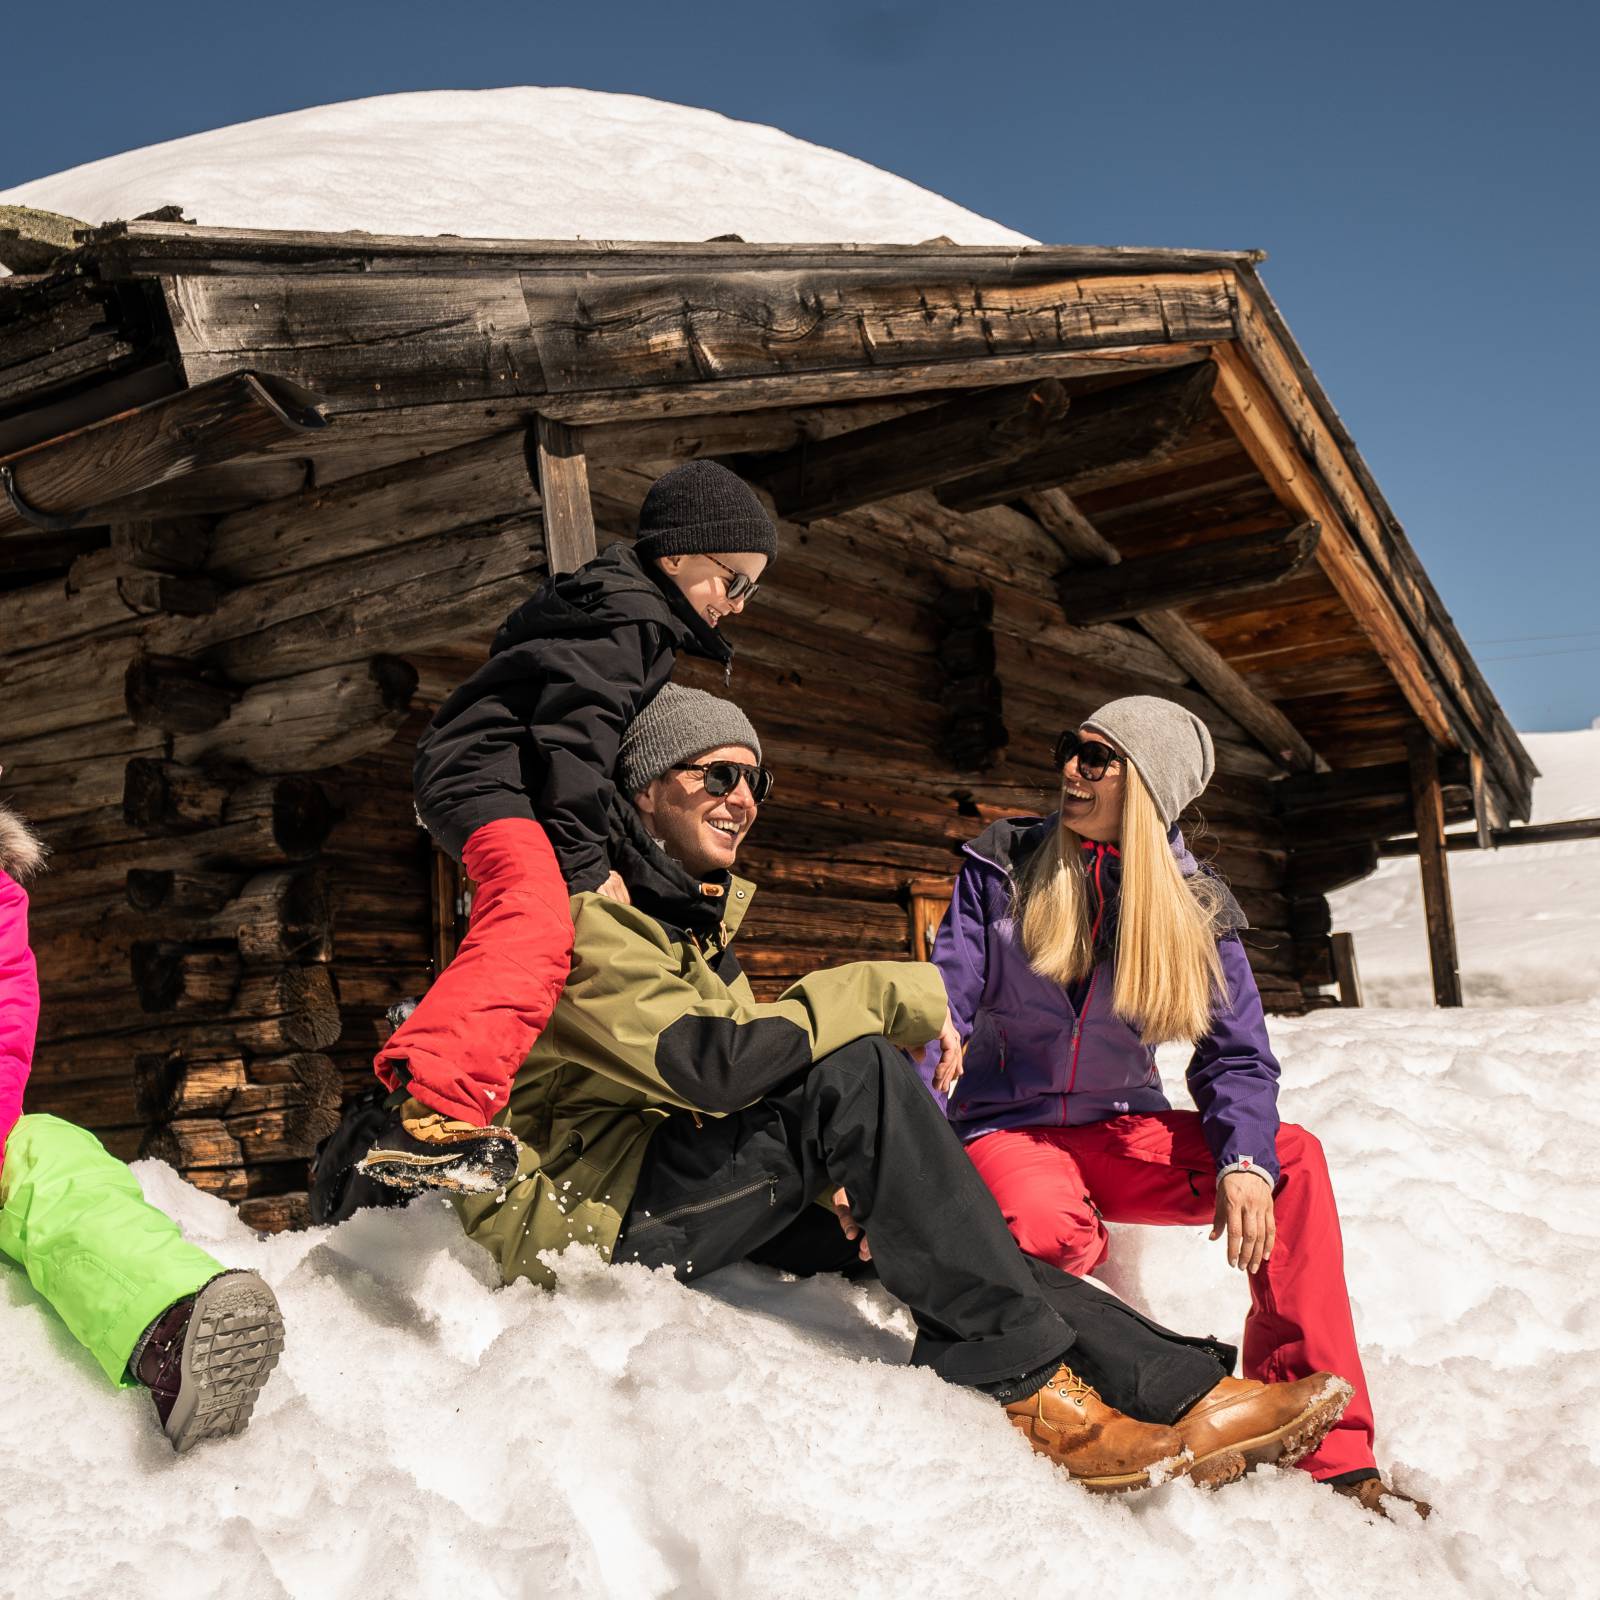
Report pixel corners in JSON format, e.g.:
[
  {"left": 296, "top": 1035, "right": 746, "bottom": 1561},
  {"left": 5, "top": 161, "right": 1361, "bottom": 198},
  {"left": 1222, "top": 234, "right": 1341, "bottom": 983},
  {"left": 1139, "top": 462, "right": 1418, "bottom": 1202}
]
[
  {"left": 936, "top": 362, "right": 1217, "bottom": 511},
  {"left": 0, "top": 372, "right": 327, "bottom": 540},
  {"left": 1407, "top": 732, "right": 1463, "bottom": 1008},
  {"left": 743, "top": 379, "right": 1069, "bottom": 524},
  {"left": 1057, "top": 523, "right": 1319, "bottom": 625},
  {"left": 1330, "top": 931, "right": 1363, "bottom": 1006},
  {"left": 91, "top": 221, "right": 1265, "bottom": 276},
  {"left": 159, "top": 264, "right": 1234, "bottom": 407},
  {"left": 532, "top": 416, "right": 597, "bottom": 574},
  {"left": 206, "top": 428, "right": 539, "bottom": 584}
]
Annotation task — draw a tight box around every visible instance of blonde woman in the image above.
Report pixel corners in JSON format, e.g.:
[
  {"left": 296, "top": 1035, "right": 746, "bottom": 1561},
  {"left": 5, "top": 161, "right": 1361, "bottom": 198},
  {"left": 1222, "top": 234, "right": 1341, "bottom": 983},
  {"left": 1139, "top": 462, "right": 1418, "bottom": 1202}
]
[{"left": 926, "top": 695, "right": 1426, "bottom": 1519}]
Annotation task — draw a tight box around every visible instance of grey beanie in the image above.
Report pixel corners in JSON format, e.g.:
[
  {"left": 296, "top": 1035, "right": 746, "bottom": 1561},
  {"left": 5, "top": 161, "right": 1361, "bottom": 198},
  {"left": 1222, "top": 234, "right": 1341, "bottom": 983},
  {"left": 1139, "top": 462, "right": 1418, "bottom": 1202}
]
[
  {"left": 634, "top": 460, "right": 779, "bottom": 563},
  {"left": 618, "top": 684, "right": 763, "bottom": 796},
  {"left": 1080, "top": 695, "right": 1215, "bottom": 829}
]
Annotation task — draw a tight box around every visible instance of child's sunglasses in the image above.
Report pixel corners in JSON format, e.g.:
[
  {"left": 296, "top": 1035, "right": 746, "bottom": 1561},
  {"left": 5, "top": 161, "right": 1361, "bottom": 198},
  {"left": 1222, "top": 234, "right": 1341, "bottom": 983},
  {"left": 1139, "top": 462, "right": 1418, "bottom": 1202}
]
[
  {"left": 1051, "top": 731, "right": 1121, "bottom": 782},
  {"left": 706, "top": 553, "right": 762, "bottom": 602},
  {"left": 672, "top": 761, "right": 775, "bottom": 802}
]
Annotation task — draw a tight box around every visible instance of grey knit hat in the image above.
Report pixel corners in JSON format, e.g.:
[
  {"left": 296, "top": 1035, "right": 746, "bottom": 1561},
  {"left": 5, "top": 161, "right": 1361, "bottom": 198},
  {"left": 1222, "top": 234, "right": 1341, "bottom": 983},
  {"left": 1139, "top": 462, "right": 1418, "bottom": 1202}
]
[
  {"left": 618, "top": 684, "right": 764, "bottom": 796},
  {"left": 1080, "top": 695, "right": 1215, "bottom": 828},
  {"left": 634, "top": 460, "right": 779, "bottom": 562}
]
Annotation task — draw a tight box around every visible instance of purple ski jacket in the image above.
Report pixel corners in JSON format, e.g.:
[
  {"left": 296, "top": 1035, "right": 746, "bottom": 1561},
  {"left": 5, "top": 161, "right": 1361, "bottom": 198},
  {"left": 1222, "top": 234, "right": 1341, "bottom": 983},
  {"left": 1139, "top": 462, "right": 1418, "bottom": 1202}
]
[{"left": 927, "top": 814, "right": 1284, "bottom": 1185}]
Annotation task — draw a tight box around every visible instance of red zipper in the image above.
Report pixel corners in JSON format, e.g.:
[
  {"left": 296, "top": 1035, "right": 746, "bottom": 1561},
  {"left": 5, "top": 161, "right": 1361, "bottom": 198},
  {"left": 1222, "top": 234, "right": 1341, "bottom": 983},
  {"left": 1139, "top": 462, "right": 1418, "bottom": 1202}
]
[{"left": 1064, "top": 845, "right": 1110, "bottom": 1117}]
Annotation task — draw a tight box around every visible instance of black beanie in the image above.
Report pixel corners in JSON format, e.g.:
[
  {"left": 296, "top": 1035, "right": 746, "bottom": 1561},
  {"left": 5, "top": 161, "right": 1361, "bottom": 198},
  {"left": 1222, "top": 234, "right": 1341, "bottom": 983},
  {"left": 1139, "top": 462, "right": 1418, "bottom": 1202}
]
[{"left": 633, "top": 460, "right": 779, "bottom": 563}]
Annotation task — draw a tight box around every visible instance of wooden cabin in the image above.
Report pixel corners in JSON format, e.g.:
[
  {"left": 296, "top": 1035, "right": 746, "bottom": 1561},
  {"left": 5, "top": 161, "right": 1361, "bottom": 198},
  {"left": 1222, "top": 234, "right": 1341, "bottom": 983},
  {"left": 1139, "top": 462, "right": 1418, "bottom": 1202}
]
[{"left": 0, "top": 220, "right": 1534, "bottom": 1230}]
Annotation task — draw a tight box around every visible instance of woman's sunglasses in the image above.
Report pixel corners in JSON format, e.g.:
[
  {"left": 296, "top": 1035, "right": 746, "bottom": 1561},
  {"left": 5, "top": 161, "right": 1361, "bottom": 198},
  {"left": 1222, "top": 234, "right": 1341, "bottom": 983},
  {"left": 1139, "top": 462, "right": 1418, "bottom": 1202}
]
[
  {"left": 672, "top": 761, "right": 775, "bottom": 803},
  {"left": 705, "top": 553, "right": 761, "bottom": 602},
  {"left": 1052, "top": 731, "right": 1121, "bottom": 783}
]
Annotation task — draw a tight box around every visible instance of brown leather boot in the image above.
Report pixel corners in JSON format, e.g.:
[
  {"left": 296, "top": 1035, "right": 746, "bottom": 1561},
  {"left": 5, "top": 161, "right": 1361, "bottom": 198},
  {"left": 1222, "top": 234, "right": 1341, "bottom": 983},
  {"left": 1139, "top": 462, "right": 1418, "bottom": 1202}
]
[
  {"left": 1176, "top": 1373, "right": 1354, "bottom": 1486},
  {"left": 1333, "top": 1475, "right": 1432, "bottom": 1520},
  {"left": 1004, "top": 1366, "right": 1191, "bottom": 1493}
]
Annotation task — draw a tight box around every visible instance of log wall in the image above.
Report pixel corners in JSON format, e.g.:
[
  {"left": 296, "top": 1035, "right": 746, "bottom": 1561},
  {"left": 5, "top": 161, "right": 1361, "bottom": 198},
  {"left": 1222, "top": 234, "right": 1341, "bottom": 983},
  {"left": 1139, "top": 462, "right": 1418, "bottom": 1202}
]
[{"left": 4, "top": 418, "right": 1361, "bottom": 1230}]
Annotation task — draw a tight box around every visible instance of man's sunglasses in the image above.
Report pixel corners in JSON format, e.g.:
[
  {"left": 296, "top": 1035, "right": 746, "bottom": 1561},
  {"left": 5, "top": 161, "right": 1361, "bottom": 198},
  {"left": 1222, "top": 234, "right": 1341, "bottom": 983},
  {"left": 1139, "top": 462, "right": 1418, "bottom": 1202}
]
[
  {"left": 672, "top": 761, "right": 775, "bottom": 802},
  {"left": 1052, "top": 731, "right": 1122, "bottom": 783},
  {"left": 706, "top": 553, "right": 761, "bottom": 602}
]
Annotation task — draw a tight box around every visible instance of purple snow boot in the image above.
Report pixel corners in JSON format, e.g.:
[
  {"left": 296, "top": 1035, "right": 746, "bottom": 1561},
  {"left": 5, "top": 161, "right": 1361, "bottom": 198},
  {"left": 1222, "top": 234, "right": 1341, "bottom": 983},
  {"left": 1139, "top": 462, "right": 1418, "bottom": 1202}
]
[{"left": 130, "top": 1270, "right": 285, "bottom": 1453}]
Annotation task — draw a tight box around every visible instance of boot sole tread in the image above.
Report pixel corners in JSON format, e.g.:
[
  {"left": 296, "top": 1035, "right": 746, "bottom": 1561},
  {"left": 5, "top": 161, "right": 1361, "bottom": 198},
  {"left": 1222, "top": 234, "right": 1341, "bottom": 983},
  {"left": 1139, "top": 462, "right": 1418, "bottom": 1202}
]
[{"left": 166, "top": 1275, "right": 285, "bottom": 1454}]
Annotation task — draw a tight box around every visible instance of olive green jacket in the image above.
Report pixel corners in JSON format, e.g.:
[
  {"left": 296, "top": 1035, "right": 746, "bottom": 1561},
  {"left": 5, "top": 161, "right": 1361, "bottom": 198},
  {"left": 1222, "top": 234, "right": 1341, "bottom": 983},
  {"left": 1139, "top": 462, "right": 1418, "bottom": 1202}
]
[{"left": 458, "top": 875, "right": 948, "bottom": 1287}]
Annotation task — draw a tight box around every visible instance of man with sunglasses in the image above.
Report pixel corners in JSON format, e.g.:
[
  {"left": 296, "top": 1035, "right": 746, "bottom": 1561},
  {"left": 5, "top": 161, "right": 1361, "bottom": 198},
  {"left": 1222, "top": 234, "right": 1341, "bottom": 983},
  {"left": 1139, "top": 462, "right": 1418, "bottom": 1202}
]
[
  {"left": 363, "top": 460, "right": 777, "bottom": 1195},
  {"left": 455, "top": 686, "right": 1349, "bottom": 1495}
]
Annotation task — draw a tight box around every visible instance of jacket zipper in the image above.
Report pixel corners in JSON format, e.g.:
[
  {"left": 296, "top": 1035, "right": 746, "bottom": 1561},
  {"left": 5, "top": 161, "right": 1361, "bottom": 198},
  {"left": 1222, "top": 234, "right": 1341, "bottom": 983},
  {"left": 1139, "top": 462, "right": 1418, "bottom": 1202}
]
[
  {"left": 624, "top": 1175, "right": 777, "bottom": 1236},
  {"left": 1064, "top": 846, "right": 1110, "bottom": 1120}
]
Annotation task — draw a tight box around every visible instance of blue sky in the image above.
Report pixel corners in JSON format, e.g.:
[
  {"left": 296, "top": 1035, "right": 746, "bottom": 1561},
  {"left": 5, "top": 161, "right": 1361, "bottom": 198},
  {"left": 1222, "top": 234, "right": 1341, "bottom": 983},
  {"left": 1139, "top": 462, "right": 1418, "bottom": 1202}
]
[{"left": 5, "top": 0, "right": 1596, "bottom": 732}]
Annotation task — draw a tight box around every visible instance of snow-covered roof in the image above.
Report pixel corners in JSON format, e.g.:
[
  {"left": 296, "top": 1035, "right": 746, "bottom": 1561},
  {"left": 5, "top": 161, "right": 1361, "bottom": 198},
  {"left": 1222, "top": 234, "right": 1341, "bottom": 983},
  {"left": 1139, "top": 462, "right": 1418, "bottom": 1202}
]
[{"left": 0, "top": 87, "right": 1036, "bottom": 247}]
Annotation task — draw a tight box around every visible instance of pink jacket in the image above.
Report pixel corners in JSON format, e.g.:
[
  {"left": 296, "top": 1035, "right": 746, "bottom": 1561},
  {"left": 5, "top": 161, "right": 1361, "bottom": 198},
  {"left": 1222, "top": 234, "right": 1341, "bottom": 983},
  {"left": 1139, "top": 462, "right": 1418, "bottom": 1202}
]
[{"left": 0, "top": 802, "right": 46, "bottom": 1163}]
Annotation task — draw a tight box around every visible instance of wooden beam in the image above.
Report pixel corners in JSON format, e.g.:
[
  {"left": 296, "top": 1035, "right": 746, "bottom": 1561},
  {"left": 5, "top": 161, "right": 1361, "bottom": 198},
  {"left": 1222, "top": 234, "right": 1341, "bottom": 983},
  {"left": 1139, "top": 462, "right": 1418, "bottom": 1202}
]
[
  {"left": 1407, "top": 732, "right": 1463, "bottom": 1007},
  {"left": 936, "top": 362, "right": 1217, "bottom": 512},
  {"left": 1378, "top": 815, "right": 1600, "bottom": 857},
  {"left": 1210, "top": 342, "right": 1462, "bottom": 754},
  {"left": 742, "top": 380, "right": 1068, "bottom": 523},
  {"left": 1057, "top": 523, "right": 1319, "bottom": 626},
  {"left": 1232, "top": 275, "right": 1534, "bottom": 818},
  {"left": 1276, "top": 753, "right": 1470, "bottom": 811},
  {"left": 0, "top": 371, "right": 327, "bottom": 539},
  {"left": 531, "top": 416, "right": 597, "bottom": 574},
  {"left": 1022, "top": 487, "right": 1320, "bottom": 773},
  {"left": 1330, "top": 932, "right": 1364, "bottom": 1007}
]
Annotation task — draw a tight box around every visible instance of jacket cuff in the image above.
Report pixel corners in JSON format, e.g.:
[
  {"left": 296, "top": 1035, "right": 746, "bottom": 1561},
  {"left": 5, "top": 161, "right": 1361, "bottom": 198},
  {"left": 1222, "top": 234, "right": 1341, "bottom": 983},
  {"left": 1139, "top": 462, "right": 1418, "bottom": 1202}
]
[{"left": 1216, "top": 1157, "right": 1274, "bottom": 1190}]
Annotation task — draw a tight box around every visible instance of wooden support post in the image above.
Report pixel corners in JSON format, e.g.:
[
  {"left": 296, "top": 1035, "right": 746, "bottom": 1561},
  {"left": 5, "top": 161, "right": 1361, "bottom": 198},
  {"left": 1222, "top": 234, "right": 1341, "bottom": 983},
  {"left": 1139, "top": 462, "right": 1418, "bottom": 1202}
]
[
  {"left": 1407, "top": 732, "right": 1463, "bottom": 1007},
  {"left": 532, "top": 416, "right": 597, "bottom": 575},
  {"left": 1470, "top": 751, "right": 1496, "bottom": 851},
  {"left": 1330, "top": 932, "right": 1364, "bottom": 1007}
]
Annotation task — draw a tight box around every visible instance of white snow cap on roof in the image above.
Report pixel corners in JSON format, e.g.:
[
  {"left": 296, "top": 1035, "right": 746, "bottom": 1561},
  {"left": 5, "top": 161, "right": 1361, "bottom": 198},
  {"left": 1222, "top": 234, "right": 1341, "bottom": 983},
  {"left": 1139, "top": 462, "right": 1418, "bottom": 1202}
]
[{"left": 1, "top": 87, "right": 1036, "bottom": 246}]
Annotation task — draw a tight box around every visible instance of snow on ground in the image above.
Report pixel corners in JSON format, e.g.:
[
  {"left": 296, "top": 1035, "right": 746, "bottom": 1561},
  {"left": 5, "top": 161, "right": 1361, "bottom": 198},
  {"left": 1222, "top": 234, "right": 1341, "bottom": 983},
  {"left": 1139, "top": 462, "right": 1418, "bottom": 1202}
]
[
  {"left": 3, "top": 1000, "right": 1597, "bottom": 1599},
  {"left": 1331, "top": 726, "right": 1600, "bottom": 1005},
  {"left": 0, "top": 87, "right": 1034, "bottom": 246}
]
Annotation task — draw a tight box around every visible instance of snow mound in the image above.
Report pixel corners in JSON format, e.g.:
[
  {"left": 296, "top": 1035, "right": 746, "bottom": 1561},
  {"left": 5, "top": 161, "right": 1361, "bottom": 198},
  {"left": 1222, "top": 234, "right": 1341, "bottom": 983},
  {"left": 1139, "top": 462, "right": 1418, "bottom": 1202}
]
[
  {"left": 1332, "top": 727, "right": 1600, "bottom": 1005},
  {"left": 0, "top": 87, "right": 1034, "bottom": 246},
  {"left": 5, "top": 1004, "right": 1597, "bottom": 1597}
]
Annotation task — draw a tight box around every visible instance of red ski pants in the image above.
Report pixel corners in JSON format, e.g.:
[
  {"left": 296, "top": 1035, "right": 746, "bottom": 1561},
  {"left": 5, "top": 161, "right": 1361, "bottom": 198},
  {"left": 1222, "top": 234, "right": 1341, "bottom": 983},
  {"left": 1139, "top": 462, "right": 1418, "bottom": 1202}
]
[
  {"left": 966, "top": 1112, "right": 1376, "bottom": 1479},
  {"left": 374, "top": 818, "right": 573, "bottom": 1126}
]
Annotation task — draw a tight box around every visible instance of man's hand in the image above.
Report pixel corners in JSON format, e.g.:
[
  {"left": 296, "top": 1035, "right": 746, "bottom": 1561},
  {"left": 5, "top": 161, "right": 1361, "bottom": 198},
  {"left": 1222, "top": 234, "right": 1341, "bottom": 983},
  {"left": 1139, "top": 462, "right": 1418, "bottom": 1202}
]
[
  {"left": 830, "top": 1186, "right": 871, "bottom": 1262},
  {"left": 931, "top": 1011, "right": 964, "bottom": 1096},
  {"left": 596, "top": 871, "right": 632, "bottom": 905},
  {"left": 1210, "top": 1170, "right": 1275, "bottom": 1273}
]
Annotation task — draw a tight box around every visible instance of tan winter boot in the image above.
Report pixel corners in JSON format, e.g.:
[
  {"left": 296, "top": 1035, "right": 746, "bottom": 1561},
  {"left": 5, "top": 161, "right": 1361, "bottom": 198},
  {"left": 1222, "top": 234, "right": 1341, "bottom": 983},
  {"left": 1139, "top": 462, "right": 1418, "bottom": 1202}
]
[
  {"left": 1004, "top": 1366, "right": 1191, "bottom": 1493},
  {"left": 1333, "top": 1475, "right": 1432, "bottom": 1520},
  {"left": 1175, "top": 1373, "right": 1354, "bottom": 1486}
]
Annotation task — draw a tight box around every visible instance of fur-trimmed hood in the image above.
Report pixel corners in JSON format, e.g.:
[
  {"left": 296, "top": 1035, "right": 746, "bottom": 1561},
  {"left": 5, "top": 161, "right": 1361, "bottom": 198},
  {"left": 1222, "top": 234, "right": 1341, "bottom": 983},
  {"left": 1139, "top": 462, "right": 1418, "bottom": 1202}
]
[{"left": 0, "top": 801, "right": 47, "bottom": 883}]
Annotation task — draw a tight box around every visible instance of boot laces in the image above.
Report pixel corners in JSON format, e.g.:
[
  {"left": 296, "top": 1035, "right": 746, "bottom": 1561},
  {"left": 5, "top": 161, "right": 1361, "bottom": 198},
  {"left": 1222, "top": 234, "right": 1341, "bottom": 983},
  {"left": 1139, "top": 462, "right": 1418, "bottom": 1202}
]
[{"left": 1052, "top": 1368, "right": 1099, "bottom": 1405}]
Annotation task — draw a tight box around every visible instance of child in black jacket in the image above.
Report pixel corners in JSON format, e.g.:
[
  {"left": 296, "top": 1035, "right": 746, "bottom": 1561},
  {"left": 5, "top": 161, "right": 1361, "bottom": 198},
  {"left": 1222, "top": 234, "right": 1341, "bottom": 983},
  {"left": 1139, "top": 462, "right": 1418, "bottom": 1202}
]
[{"left": 361, "top": 460, "right": 777, "bottom": 1191}]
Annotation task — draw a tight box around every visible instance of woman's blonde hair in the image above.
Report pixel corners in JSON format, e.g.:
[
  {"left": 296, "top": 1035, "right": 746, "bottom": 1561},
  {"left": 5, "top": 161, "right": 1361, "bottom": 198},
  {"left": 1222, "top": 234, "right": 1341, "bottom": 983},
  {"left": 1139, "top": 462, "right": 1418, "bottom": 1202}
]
[{"left": 1015, "top": 761, "right": 1227, "bottom": 1044}]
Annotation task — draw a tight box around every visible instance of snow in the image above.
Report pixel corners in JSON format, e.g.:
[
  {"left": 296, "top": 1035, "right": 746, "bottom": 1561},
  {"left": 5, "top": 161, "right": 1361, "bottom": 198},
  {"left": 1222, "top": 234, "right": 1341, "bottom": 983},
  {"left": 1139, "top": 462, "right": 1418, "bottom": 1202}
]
[
  {"left": 0, "top": 87, "right": 1034, "bottom": 247},
  {"left": 5, "top": 1004, "right": 1597, "bottom": 1595},
  {"left": 1330, "top": 726, "right": 1600, "bottom": 1005}
]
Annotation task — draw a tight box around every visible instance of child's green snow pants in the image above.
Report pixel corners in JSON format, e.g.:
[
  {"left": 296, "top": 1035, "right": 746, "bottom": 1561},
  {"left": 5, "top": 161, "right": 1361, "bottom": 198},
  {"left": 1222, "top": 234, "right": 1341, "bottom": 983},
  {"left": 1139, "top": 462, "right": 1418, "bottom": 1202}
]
[{"left": 0, "top": 1114, "right": 222, "bottom": 1384}]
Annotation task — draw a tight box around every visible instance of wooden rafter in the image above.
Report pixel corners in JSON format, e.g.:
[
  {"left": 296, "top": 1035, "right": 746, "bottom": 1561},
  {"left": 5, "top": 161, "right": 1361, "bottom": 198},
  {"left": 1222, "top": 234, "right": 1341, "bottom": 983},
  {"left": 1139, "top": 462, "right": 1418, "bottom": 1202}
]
[
  {"left": 936, "top": 362, "right": 1217, "bottom": 512},
  {"left": 742, "top": 379, "right": 1068, "bottom": 523},
  {"left": 1056, "top": 523, "right": 1319, "bottom": 625}
]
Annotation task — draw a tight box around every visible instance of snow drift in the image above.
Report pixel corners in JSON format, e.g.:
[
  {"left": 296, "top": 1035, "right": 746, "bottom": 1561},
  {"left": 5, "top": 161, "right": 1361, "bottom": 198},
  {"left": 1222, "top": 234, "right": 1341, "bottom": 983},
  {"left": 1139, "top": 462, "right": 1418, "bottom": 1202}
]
[
  {"left": 0, "top": 87, "right": 1034, "bottom": 246},
  {"left": 2, "top": 1001, "right": 1596, "bottom": 1597}
]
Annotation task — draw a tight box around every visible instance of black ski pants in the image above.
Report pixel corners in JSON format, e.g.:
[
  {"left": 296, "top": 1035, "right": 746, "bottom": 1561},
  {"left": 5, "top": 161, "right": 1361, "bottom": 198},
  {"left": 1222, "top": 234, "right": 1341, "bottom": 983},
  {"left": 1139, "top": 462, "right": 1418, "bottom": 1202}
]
[{"left": 616, "top": 1035, "right": 1233, "bottom": 1424}]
